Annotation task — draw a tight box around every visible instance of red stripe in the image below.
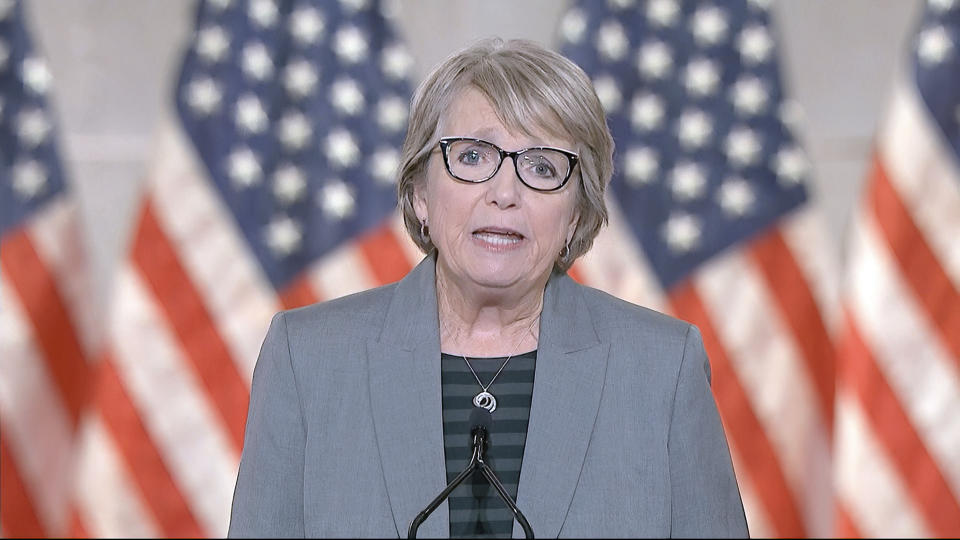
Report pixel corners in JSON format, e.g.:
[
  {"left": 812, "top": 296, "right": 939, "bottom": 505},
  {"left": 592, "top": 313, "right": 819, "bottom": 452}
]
[
  {"left": 131, "top": 202, "right": 249, "bottom": 451},
  {"left": 279, "top": 273, "right": 322, "bottom": 309},
  {"left": 95, "top": 354, "right": 204, "bottom": 537},
  {"left": 837, "top": 312, "right": 960, "bottom": 536},
  {"left": 566, "top": 262, "right": 585, "bottom": 284},
  {"left": 835, "top": 502, "right": 863, "bottom": 538},
  {"left": 749, "top": 227, "right": 834, "bottom": 425},
  {"left": 1, "top": 229, "right": 89, "bottom": 426},
  {"left": 67, "top": 508, "right": 89, "bottom": 538},
  {"left": 0, "top": 433, "right": 46, "bottom": 537},
  {"left": 669, "top": 280, "right": 806, "bottom": 537},
  {"left": 356, "top": 223, "right": 414, "bottom": 286},
  {"left": 870, "top": 155, "right": 960, "bottom": 365}
]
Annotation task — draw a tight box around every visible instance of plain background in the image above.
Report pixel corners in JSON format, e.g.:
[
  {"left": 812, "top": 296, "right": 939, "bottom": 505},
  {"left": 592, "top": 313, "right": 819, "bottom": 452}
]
[{"left": 24, "top": 0, "right": 923, "bottom": 316}]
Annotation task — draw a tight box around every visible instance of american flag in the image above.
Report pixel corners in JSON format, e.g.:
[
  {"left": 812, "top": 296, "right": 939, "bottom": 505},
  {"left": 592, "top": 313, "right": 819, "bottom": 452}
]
[
  {"left": 0, "top": 0, "right": 98, "bottom": 536},
  {"left": 834, "top": 0, "right": 960, "bottom": 536},
  {"left": 65, "top": 0, "right": 419, "bottom": 536},
  {"left": 559, "top": 0, "right": 838, "bottom": 536}
]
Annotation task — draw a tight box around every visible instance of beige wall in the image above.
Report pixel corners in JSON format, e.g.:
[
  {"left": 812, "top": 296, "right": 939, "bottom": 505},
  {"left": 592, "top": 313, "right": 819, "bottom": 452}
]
[{"left": 25, "top": 0, "right": 922, "bottom": 307}]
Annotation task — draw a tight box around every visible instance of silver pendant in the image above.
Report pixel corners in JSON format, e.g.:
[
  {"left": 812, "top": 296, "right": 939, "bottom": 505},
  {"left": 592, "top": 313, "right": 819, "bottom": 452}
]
[{"left": 473, "top": 391, "right": 497, "bottom": 413}]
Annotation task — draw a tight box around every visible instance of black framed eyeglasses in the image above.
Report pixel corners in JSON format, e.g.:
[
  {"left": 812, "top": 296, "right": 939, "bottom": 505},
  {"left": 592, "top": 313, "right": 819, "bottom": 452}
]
[{"left": 438, "top": 137, "right": 579, "bottom": 192}]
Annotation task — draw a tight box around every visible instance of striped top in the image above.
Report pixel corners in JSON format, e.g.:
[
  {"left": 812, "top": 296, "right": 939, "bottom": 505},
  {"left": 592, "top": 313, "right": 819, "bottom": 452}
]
[{"left": 440, "top": 350, "right": 537, "bottom": 539}]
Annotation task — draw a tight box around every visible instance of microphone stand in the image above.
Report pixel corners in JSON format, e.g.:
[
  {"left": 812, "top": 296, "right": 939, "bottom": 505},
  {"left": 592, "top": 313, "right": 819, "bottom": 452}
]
[{"left": 407, "top": 428, "right": 534, "bottom": 539}]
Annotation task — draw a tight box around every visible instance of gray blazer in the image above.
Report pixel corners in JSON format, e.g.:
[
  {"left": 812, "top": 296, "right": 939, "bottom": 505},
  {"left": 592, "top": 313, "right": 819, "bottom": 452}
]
[{"left": 229, "top": 255, "right": 748, "bottom": 538}]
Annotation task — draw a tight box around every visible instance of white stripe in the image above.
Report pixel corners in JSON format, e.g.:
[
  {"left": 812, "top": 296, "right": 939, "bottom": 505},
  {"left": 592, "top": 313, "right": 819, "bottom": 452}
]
[
  {"left": 835, "top": 394, "right": 930, "bottom": 537},
  {"left": 0, "top": 276, "right": 74, "bottom": 532},
  {"left": 73, "top": 417, "right": 160, "bottom": 538},
  {"left": 24, "top": 195, "right": 100, "bottom": 356},
  {"left": 780, "top": 207, "right": 841, "bottom": 334},
  {"left": 308, "top": 241, "right": 380, "bottom": 300},
  {"left": 878, "top": 80, "right": 960, "bottom": 292},
  {"left": 109, "top": 265, "right": 238, "bottom": 536},
  {"left": 149, "top": 119, "right": 279, "bottom": 383},
  {"left": 727, "top": 444, "right": 774, "bottom": 539},
  {"left": 387, "top": 210, "right": 428, "bottom": 266},
  {"left": 576, "top": 196, "right": 666, "bottom": 312},
  {"left": 847, "top": 211, "right": 960, "bottom": 498},
  {"left": 694, "top": 250, "right": 833, "bottom": 535}
]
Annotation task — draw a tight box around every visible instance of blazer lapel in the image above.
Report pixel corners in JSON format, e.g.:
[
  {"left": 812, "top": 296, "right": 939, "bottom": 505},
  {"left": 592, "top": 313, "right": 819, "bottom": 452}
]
[
  {"left": 368, "top": 256, "right": 449, "bottom": 538},
  {"left": 513, "top": 273, "right": 610, "bottom": 539}
]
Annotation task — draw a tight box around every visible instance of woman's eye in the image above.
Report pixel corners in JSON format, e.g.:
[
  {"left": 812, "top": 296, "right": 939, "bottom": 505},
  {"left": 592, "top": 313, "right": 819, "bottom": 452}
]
[{"left": 458, "top": 149, "right": 485, "bottom": 165}]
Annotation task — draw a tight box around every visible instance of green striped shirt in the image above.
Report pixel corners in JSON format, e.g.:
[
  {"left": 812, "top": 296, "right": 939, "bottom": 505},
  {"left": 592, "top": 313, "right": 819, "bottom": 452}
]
[{"left": 440, "top": 350, "right": 536, "bottom": 539}]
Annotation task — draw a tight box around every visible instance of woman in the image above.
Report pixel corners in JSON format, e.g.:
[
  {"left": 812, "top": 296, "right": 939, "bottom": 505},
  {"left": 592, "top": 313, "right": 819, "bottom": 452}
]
[{"left": 229, "top": 38, "right": 748, "bottom": 538}]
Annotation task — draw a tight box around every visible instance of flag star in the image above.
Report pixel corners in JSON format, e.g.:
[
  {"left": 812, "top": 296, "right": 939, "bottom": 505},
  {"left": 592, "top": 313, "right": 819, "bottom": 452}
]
[
  {"left": 380, "top": 0, "right": 401, "bottom": 19},
  {"left": 370, "top": 147, "right": 400, "bottom": 184},
  {"left": 12, "top": 160, "right": 47, "bottom": 199},
  {"left": 596, "top": 21, "right": 629, "bottom": 61},
  {"left": 242, "top": 42, "right": 274, "bottom": 81},
  {"left": 747, "top": 0, "right": 772, "bottom": 10},
  {"left": 738, "top": 25, "right": 773, "bottom": 65},
  {"left": 0, "top": 0, "right": 14, "bottom": 20},
  {"left": 377, "top": 96, "right": 407, "bottom": 133},
  {"left": 637, "top": 41, "right": 673, "bottom": 79},
  {"left": 662, "top": 212, "right": 702, "bottom": 253},
  {"left": 339, "top": 0, "right": 369, "bottom": 12},
  {"left": 560, "top": 9, "right": 588, "bottom": 43},
  {"left": 676, "top": 109, "right": 713, "bottom": 149},
  {"left": 683, "top": 58, "right": 720, "bottom": 97},
  {"left": 196, "top": 26, "right": 230, "bottom": 63},
  {"left": 319, "top": 180, "right": 357, "bottom": 220},
  {"left": 623, "top": 146, "right": 658, "bottom": 186},
  {"left": 647, "top": 0, "right": 680, "bottom": 27},
  {"left": 670, "top": 162, "right": 707, "bottom": 201},
  {"left": 630, "top": 93, "right": 665, "bottom": 131},
  {"left": 930, "top": 0, "right": 957, "bottom": 11},
  {"left": 325, "top": 129, "right": 360, "bottom": 168},
  {"left": 278, "top": 111, "right": 313, "bottom": 150},
  {"left": 17, "top": 109, "right": 51, "bottom": 147},
  {"left": 779, "top": 100, "right": 804, "bottom": 128},
  {"left": 334, "top": 26, "right": 369, "bottom": 64},
  {"left": 331, "top": 77, "right": 365, "bottom": 115},
  {"left": 718, "top": 178, "right": 755, "bottom": 217},
  {"left": 607, "top": 0, "right": 637, "bottom": 8},
  {"left": 775, "top": 146, "right": 808, "bottom": 185},
  {"left": 0, "top": 40, "right": 9, "bottom": 71},
  {"left": 731, "top": 76, "right": 769, "bottom": 116},
  {"left": 207, "top": 0, "right": 232, "bottom": 10},
  {"left": 381, "top": 43, "right": 413, "bottom": 81},
  {"left": 917, "top": 26, "right": 953, "bottom": 65},
  {"left": 273, "top": 164, "right": 307, "bottom": 204},
  {"left": 22, "top": 57, "right": 52, "bottom": 94},
  {"left": 227, "top": 147, "right": 263, "bottom": 188},
  {"left": 726, "top": 128, "right": 761, "bottom": 167},
  {"left": 249, "top": 0, "right": 279, "bottom": 28},
  {"left": 264, "top": 216, "right": 302, "bottom": 256},
  {"left": 691, "top": 6, "right": 728, "bottom": 46},
  {"left": 289, "top": 6, "right": 325, "bottom": 45},
  {"left": 283, "top": 59, "right": 319, "bottom": 99},
  {"left": 235, "top": 94, "right": 268, "bottom": 134},
  {"left": 186, "top": 77, "right": 223, "bottom": 115},
  {"left": 592, "top": 75, "right": 622, "bottom": 113}
]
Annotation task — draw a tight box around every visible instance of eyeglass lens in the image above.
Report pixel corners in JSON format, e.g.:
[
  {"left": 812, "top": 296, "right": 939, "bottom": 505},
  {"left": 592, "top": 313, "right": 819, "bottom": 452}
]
[{"left": 444, "top": 139, "right": 571, "bottom": 191}]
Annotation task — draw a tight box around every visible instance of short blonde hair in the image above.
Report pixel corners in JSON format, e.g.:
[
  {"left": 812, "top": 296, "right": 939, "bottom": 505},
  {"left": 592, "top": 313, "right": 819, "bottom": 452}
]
[{"left": 396, "top": 38, "right": 614, "bottom": 272}]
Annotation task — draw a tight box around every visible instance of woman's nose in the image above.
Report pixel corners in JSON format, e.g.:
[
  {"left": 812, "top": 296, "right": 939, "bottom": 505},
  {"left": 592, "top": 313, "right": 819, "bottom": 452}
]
[{"left": 484, "top": 157, "right": 522, "bottom": 208}]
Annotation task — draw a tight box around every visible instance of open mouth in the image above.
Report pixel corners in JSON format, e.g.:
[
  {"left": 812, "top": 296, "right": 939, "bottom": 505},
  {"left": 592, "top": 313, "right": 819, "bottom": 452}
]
[{"left": 472, "top": 227, "right": 525, "bottom": 246}]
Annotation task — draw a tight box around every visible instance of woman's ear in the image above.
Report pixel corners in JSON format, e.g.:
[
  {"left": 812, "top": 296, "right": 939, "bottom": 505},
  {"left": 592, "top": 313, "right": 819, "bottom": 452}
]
[{"left": 412, "top": 180, "right": 429, "bottom": 225}]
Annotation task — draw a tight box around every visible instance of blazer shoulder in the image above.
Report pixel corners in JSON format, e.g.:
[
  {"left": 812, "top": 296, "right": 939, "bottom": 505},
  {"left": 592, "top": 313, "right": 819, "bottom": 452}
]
[
  {"left": 279, "top": 281, "right": 399, "bottom": 340},
  {"left": 575, "top": 282, "right": 692, "bottom": 339}
]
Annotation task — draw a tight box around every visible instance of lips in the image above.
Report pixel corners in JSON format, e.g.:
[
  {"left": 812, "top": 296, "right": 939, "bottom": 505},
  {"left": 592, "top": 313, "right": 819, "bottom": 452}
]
[{"left": 472, "top": 227, "right": 525, "bottom": 246}]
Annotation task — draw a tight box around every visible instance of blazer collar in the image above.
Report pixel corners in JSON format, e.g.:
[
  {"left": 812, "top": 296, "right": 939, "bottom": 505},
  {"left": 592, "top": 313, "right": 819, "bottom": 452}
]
[{"left": 367, "top": 255, "right": 609, "bottom": 538}]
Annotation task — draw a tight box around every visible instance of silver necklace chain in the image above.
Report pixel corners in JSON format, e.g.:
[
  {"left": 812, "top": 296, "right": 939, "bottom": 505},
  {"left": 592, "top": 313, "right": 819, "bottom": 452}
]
[{"left": 458, "top": 317, "right": 539, "bottom": 413}]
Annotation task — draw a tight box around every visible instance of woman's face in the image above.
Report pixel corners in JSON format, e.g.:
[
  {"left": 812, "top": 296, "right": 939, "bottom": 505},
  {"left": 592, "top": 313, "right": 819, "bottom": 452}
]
[{"left": 413, "top": 87, "right": 580, "bottom": 294}]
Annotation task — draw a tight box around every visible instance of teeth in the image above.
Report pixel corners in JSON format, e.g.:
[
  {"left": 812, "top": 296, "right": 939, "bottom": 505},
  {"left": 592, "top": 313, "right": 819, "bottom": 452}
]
[{"left": 474, "top": 232, "right": 521, "bottom": 245}]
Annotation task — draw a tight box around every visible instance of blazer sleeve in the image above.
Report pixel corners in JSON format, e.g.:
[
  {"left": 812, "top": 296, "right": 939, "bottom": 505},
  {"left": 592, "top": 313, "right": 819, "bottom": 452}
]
[
  {"left": 228, "top": 312, "right": 306, "bottom": 538},
  {"left": 668, "top": 324, "right": 749, "bottom": 538}
]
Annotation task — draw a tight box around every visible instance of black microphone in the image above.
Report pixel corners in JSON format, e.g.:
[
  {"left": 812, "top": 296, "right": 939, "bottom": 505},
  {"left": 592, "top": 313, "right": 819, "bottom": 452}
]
[{"left": 407, "top": 407, "right": 534, "bottom": 539}]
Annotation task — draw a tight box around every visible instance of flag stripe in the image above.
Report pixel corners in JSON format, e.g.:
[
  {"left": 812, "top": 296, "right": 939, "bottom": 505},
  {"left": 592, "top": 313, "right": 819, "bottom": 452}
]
[
  {"left": 0, "top": 432, "right": 46, "bottom": 538},
  {"left": 131, "top": 202, "right": 249, "bottom": 451},
  {"left": 93, "top": 355, "right": 204, "bottom": 536},
  {"left": 308, "top": 242, "right": 380, "bottom": 300},
  {"left": 668, "top": 281, "right": 805, "bottom": 537},
  {"left": 748, "top": 226, "right": 834, "bottom": 423},
  {"left": 835, "top": 503, "right": 862, "bottom": 538},
  {"left": 781, "top": 209, "right": 842, "bottom": 333},
  {"left": 357, "top": 222, "right": 415, "bottom": 286},
  {"left": 280, "top": 274, "right": 321, "bottom": 310},
  {"left": 869, "top": 155, "right": 960, "bottom": 364},
  {"left": 1, "top": 229, "right": 89, "bottom": 426},
  {"left": 837, "top": 313, "right": 960, "bottom": 536}
]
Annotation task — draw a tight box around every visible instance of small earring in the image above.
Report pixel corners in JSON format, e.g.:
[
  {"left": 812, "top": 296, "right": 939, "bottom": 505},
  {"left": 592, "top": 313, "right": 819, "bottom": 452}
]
[
  {"left": 559, "top": 242, "right": 570, "bottom": 260},
  {"left": 420, "top": 220, "right": 429, "bottom": 240}
]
